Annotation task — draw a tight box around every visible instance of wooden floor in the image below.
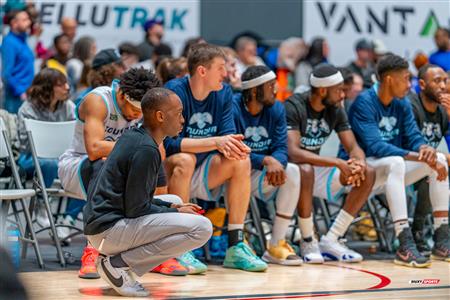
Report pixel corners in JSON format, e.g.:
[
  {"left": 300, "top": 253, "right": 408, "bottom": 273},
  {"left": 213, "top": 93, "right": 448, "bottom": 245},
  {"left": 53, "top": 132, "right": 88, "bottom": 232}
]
[{"left": 20, "top": 260, "right": 450, "bottom": 300}]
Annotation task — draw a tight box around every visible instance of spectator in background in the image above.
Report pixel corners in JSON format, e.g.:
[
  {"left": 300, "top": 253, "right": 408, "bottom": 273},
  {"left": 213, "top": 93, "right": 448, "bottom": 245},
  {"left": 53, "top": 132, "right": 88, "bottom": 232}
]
[
  {"left": 274, "top": 37, "right": 307, "bottom": 101},
  {"left": 36, "top": 17, "right": 78, "bottom": 60},
  {"left": 16, "top": 69, "right": 77, "bottom": 229},
  {"left": 1, "top": 9, "right": 34, "bottom": 113},
  {"left": 372, "top": 39, "right": 388, "bottom": 64},
  {"left": 137, "top": 19, "right": 172, "bottom": 62},
  {"left": 135, "top": 43, "right": 173, "bottom": 71},
  {"left": 43, "top": 34, "right": 71, "bottom": 75},
  {"left": 347, "top": 39, "right": 376, "bottom": 89},
  {"left": 118, "top": 42, "right": 140, "bottom": 70},
  {"left": 60, "top": 17, "right": 77, "bottom": 45},
  {"left": 295, "top": 37, "right": 329, "bottom": 90},
  {"left": 411, "top": 52, "right": 429, "bottom": 94},
  {"left": 156, "top": 57, "right": 188, "bottom": 84},
  {"left": 74, "top": 49, "right": 126, "bottom": 105},
  {"left": 182, "top": 37, "right": 206, "bottom": 58},
  {"left": 429, "top": 27, "right": 450, "bottom": 71},
  {"left": 221, "top": 46, "right": 242, "bottom": 90},
  {"left": 235, "top": 36, "right": 266, "bottom": 77},
  {"left": 66, "top": 36, "right": 96, "bottom": 93}
]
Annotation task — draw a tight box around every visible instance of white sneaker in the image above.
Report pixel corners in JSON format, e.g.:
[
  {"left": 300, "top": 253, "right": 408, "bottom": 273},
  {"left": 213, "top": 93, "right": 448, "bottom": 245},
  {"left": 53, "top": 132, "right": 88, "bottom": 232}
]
[
  {"left": 300, "top": 238, "right": 324, "bottom": 264},
  {"left": 36, "top": 202, "right": 51, "bottom": 228},
  {"left": 56, "top": 215, "right": 74, "bottom": 244},
  {"left": 319, "top": 235, "right": 363, "bottom": 263},
  {"left": 97, "top": 256, "right": 149, "bottom": 297}
]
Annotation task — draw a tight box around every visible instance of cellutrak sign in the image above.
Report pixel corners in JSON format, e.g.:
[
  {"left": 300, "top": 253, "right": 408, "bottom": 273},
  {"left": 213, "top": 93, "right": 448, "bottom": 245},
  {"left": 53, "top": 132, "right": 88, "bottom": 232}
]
[
  {"left": 304, "top": 1, "right": 450, "bottom": 65},
  {"left": 33, "top": 0, "right": 200, "bottom": 56}
]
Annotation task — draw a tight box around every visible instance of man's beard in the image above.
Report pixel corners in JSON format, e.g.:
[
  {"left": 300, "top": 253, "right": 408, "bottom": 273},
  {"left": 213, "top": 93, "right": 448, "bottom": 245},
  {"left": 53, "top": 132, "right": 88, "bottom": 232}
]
[
  {"left": 423, "top": 87, "right": 440, "bottom": 103},
  {"left": 322, "top": 97, "right": 337, "bottom": 108}
]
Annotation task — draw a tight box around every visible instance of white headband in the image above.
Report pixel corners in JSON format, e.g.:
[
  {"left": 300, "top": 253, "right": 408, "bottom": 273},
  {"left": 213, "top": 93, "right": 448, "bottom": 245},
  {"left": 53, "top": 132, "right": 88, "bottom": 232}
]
[
  {"left": 310, "top": 72, "right": 344, "bottom": 87},
  {"left": 241, "top": 71, "right": 276, "bottom": 90}
]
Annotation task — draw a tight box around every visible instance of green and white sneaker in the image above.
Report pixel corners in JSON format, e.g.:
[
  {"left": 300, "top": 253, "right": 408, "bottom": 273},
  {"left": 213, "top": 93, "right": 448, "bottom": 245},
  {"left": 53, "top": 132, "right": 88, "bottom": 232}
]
[
  {"left": 223, "top": 242, "right": 268, "bottom": 272},
  {"left": 177, "top": 252, "right": 208, "bottom": 274}
]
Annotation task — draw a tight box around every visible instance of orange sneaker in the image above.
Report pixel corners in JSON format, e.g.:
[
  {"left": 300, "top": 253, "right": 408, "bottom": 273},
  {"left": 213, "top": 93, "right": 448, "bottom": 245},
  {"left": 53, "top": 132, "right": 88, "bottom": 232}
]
[
  {"left": 78, "top": 245, "right": 100, "bottom": 279},
  {"left": 151, "top": 258, "right": 188, "bottom": 276}
]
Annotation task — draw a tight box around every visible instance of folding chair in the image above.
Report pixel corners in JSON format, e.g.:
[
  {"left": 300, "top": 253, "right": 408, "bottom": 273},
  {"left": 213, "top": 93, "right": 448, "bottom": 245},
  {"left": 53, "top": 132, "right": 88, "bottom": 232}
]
[
  {"left": 24, "top": 119, "right": 77, "bottom": 267},
  {"left": 0, "top": 119, "right": 44, "bottom": 268}
]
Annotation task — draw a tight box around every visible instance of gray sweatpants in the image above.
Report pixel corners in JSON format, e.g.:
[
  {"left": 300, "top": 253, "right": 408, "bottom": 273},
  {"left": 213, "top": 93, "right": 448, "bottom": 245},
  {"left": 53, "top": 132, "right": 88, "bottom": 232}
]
[{"left": 86, "top": 195, "right": 212, "bottom": 276}]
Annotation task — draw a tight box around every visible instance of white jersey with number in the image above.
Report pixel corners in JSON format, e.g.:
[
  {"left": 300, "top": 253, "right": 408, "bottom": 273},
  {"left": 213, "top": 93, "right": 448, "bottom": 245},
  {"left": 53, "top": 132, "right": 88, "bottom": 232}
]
[{"left": 58, "top": 81, "right": 140, "bottom": 199}]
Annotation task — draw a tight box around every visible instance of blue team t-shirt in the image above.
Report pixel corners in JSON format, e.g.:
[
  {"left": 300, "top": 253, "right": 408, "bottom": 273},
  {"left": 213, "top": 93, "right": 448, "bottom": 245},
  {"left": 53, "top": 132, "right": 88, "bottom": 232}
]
[
  {"left": 348, "top": 87, "right": 425, "bottom": 158},
  {"left": 232, "top": 93, "right": 288, "bottom": 170},
  {"left": 164, "top": 76, "right": 236, "bottom": 166}
]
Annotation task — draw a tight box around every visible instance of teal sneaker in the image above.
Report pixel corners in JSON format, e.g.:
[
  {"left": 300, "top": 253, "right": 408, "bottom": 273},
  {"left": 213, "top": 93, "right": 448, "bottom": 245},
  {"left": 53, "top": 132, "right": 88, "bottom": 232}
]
[
  {"left": 223, "top": 242, "right": 268, "bottom": 272},
  {"left": 177, "top": 252, "right": 208, "bottom": 274}
]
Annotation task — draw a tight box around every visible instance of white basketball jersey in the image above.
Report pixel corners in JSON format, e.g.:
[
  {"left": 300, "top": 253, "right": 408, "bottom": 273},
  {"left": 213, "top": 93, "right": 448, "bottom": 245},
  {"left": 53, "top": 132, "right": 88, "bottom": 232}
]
[{"left": 71, "top": 80, "right": 140, "bottom": 154}]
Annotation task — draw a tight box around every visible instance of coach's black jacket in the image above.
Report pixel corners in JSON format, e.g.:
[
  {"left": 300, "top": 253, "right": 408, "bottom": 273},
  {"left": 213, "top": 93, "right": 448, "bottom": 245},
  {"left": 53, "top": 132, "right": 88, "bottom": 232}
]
[{"left": 83, "top": 126, "right": 177, "bottom": 236}]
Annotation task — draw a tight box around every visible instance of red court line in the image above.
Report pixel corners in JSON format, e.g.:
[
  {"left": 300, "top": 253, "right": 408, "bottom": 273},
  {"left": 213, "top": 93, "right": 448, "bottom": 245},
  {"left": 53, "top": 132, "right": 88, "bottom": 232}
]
[{"left": 228, "top": 264, "right": 391, "bottom": 300}]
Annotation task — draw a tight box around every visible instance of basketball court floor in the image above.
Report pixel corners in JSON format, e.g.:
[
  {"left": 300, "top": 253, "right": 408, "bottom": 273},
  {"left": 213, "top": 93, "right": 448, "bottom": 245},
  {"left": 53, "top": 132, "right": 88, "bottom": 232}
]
[{"left": 20, "top": 260, "right": 450, "bottom": 300}]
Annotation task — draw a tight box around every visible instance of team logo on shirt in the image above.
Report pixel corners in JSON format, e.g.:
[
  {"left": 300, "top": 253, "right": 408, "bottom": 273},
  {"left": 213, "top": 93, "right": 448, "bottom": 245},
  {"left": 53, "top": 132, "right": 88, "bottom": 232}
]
[
  {"left": 186, "top": 112, "right": 217, "bottom": 137},
  {"left": 245, "top": 126, "right": 269, "bottom": 142},
  {"left": 189, "top": 112, "right": 213, "bottom": 129},
  {"left": 422, "top": 122, "right": 442, "bottom": 148},
  {"left": 104, "top": 123, "right": 138, "bottom": 141},
  {"left": 378, "top": 116, "right": 399, "bottom": 141},
  {"left": 301, "top": 118, "right": 331, "bottom": 151},
  {"left": 244, "top": 126, "right": 272, "bottom": 151}
]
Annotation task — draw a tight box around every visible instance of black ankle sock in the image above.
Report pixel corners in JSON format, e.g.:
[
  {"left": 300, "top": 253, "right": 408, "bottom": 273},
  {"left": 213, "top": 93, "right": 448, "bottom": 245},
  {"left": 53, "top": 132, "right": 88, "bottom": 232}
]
[
  {"left": 303, "top": 236, "right": 313, "bottom": 243},
  {"left": 110, "top": 254, "right": 128, "bottom": 268},
  {"left": 228, "top": 229, "right": 244, "bottom": 247}
]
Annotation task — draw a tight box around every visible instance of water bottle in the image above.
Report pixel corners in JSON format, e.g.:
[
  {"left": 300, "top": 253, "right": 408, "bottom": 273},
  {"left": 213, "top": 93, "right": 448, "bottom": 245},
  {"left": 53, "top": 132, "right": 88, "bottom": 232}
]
[{"left": 7, "top": 225, "right": 21, "bottom": 268}]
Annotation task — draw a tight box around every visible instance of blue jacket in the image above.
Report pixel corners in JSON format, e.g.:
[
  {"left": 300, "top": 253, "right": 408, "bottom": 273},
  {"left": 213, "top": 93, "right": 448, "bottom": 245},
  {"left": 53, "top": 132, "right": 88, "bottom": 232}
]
[
  {"left": 1, "top": 31, "right": 34, "bottom": 96},
  {"left": 429, "top": 50, "right": 450, "bottom": 71},
  {"left": 232, "top": 94, "right": 288, "bottom": 170},
  {"left": 349, "top": 87, "right": 425, "bottom": 158},
  {"left": 164, "top": 76, "right": 236, "bottom": 165}
]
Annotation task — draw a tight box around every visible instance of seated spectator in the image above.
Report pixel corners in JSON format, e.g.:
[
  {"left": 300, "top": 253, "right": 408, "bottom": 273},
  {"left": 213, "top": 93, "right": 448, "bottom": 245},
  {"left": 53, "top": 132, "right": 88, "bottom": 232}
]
[
  {"left": 235, "top": 36, "right": 266, "bottom": 77},
  {"left": 221, "top": 47, "right": 242, "bottom": 90},
  {"left": 16, "top": 69, "right": 80, "bottom": 229},
  {"left": 156, "top": 57, "right": 188, "bottom": 84},
  {"left": 118, "top": 42, "right": 140, "bottom": 70},
  {"left": 429, "top": 27, "right": 450, "bottom": 71},
  {"left": 295, "top": 37, "right": 329, "bottom": 91},
  {"left": 43, "top": 34, "right": 71, "bottom": 75},
  {"left": 347, "top": 39, "right": 376, "bottom": 89},
  {"left": 66, "top": 36, "right": 96, "bottom": 93},
  {"left": 137, "top": 19, "right": 171, "bottom": 62}
]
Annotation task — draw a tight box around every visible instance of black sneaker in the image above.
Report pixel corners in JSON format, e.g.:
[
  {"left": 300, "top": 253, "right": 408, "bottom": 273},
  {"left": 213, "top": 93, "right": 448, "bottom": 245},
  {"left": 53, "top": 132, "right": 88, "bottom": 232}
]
[
  {"left": 96, "top": 255, "right": 149, "bottom": 297},
  {"left": 431, "top": 225, "right": 450, "bottom": 262},
  {"left": 412, "top": 230, "right": 431, "bottom": 257},
  {"left": 394, "top": 228, "right": 430, "bottom": 268}
]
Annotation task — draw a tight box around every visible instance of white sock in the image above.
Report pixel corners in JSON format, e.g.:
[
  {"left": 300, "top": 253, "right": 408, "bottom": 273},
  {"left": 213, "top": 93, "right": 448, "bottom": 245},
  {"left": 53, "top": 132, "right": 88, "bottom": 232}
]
[
  {"left": 228, "top": 224, "right": 244, "bottom": 231},
  {"left": 326, "top": 210, "right": 354, "bottom": 241},
  {"left": 298, "top": 216, "right": 314, "bottom": 241},
  {"left": 394, "top": 220, "right": 409, "bottom": 237},
  {"left": 433, "top": 217, "right": 448, "bottom": 230},
  {"left": 270, "top": 215, "right": 291, "bottom": 246}
]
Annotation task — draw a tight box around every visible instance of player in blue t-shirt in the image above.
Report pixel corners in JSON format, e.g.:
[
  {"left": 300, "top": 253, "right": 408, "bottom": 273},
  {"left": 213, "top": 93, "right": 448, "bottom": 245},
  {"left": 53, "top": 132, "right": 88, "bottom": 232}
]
[
  {"left": 164, "top": 44, "right": 267, "bottom": 272},
  {"left": 233, "top": 66, "right": 302, "bottom": 266},
  {"left": 349, "top": 54, "right": 450, "bottom": 267}
]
